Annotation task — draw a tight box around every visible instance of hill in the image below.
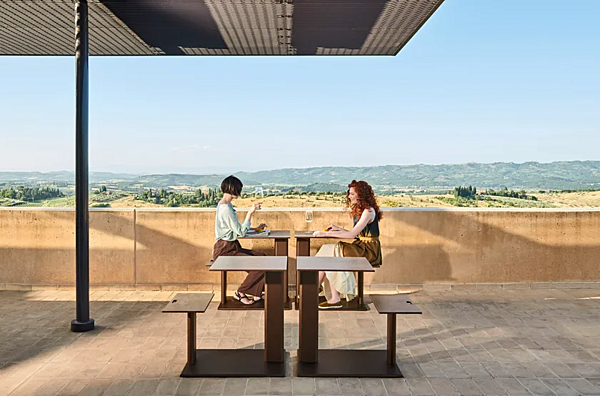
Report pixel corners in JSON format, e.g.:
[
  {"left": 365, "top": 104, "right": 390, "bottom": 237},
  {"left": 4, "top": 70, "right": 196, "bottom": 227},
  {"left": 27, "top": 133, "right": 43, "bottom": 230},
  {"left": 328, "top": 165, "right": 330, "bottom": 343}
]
[
  {"left": 2, "top": 161, "right": 600, "bottom": 190},
  {"left": 236, "top": 161, "right": 600, "bottom": 190}
]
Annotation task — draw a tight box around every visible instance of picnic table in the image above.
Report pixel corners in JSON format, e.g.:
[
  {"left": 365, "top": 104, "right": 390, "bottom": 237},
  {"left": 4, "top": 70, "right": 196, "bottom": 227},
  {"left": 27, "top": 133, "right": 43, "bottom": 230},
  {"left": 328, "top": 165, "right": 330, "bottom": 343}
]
[
  {"left": 297, "top": 256, "right": 397, "bottom": 377},
  {"left": 294, "top": 231, "right": 370, "bottom": 311},
  {"left": 214, "top": 230, "right": 292, "bottom": 310},
  {"left": 205, "top": 256, "right": 288, "bottom": 376}
]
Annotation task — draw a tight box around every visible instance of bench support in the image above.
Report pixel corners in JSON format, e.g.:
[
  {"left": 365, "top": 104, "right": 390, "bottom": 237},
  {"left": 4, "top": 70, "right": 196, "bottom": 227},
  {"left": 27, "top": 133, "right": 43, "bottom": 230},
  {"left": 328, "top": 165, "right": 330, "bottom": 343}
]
[
  {"left": 387, "top": 314, "right": 396, "bottom": 365},
  {"left": 357, "top": 272, "right": 364, "bottom": 308},
  {"left": 187, "top": 312, "right": 197, "bottom": 366},
  {"left": 220, "top": 271, "right": 227, "bottom": 306}
]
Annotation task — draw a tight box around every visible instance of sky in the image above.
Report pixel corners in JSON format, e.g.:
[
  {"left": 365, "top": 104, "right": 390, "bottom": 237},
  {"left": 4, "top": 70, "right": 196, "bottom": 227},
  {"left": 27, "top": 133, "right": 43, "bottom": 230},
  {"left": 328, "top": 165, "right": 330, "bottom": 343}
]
[{"left": 1, "top": 0, "right": 599, "bottom": 175}]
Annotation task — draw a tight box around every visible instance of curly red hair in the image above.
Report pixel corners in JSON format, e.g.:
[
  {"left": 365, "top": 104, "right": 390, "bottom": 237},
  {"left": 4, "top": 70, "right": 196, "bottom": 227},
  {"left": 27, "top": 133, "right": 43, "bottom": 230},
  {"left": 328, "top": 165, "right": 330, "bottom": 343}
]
[{"left": 345, "top": 180, "right": 382, "bottom": 221}]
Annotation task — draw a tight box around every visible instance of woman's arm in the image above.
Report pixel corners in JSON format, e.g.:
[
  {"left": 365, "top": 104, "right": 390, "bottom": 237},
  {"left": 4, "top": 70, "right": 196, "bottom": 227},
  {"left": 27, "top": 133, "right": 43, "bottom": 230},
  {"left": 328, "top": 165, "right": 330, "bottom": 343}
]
[
  {"left": 243, "top": 203, "right": 265, "bottom": 231},
  {"left": 326, "top": 224, "right": 348, "bottom": 232},
  {"left": 224, "top": 206, "right": 252, "bottom": 239},
  {"left": 314, "top": 209, "right": 374, "bottom": 239}
]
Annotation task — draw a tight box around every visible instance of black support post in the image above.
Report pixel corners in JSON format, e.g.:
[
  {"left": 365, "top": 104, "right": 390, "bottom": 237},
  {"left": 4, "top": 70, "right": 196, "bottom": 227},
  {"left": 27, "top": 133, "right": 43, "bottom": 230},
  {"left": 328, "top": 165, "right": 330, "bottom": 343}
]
[{"left": 71, "top": 0, "right": 94, "bottom": 333}]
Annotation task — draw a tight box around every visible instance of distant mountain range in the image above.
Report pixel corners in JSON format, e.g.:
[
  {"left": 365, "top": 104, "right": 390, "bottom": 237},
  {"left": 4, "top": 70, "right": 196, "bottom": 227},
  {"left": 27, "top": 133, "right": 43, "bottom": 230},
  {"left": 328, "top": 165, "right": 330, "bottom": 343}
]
[{"left": 2, "top": 161, "right": 600, "bottom": 191}]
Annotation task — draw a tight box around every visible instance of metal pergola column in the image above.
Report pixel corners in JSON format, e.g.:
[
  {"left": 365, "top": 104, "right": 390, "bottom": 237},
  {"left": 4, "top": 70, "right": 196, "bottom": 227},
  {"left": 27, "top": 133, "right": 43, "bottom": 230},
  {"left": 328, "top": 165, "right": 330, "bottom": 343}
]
[{"left": 71, "top": 0, "right": 94, "bottom": 333}]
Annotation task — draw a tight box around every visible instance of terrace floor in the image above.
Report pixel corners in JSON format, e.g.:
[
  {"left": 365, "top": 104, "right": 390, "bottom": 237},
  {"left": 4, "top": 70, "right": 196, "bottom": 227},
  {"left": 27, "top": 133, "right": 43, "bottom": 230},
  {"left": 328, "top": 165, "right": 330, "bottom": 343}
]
[{"left": 1, "top": 289, "right": 600, "bottom": 396}]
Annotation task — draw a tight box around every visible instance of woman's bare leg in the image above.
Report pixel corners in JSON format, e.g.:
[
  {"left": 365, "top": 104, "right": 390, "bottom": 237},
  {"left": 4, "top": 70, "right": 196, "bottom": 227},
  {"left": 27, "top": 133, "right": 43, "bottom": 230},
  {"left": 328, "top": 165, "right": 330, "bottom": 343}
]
[
  {"left": 319, "top": 271, "right": 326, "bottom": 285},
  {"left": 327, "top": 277, "right": 341, "bottom": 304}
]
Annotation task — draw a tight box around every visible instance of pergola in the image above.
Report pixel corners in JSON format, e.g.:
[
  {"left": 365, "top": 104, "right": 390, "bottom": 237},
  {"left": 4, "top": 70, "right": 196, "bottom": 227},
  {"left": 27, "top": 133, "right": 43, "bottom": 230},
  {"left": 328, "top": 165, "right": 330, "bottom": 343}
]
[{"left": 0, "top": 0, "right": 444, "bottom": 332}]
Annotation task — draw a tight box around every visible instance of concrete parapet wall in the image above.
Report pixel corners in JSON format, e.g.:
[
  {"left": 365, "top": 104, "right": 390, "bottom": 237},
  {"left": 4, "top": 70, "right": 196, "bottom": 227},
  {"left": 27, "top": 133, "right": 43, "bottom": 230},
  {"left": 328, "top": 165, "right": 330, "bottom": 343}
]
[{"left": 1, "top": 208, "right": 599, "bottom": 287}]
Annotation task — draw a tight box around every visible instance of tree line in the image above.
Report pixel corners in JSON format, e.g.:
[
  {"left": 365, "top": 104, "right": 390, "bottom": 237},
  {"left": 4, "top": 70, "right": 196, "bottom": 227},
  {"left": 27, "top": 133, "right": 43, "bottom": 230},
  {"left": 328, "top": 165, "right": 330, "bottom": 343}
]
[
  {"left": 136, "top": 188, "right": 222, "bottom": 207},
  {"left": 454, "top": 186, "right": 477, "bottom": 199},
  {"left": 0, "top": 187, "right": 64, "bottom": 201},
  {"left": 454, "top": 186, "right": 537, "bottom": 201},
  {"left": 484, "top": 187, "right": 537, "bottom": 201}
]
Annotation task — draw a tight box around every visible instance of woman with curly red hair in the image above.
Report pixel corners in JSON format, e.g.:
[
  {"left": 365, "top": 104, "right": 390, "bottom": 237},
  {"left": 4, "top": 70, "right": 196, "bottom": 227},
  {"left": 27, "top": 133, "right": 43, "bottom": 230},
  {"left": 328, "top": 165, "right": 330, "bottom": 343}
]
[{"left": 312, "top": 180, "right": 382, "bottom": 309}]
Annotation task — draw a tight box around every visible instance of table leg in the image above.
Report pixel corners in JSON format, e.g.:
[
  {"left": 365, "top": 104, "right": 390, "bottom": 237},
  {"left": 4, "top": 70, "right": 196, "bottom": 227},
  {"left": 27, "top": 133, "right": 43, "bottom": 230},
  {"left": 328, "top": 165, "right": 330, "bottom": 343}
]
[
  {"left": 387, "top": 314, "right": 396, "bottom": 365},
  {"left": 187, "top": 312, "right": 197, "bottom": 366},
  {"left": 265, "top": 271, "right": 284, "bottom": 363},
  {"left": 221, "top": 271, "right": 227, "bottom": 305},
  {"left": 275, "top": 239, "right": 288, "bottom": 257},
  {"left": 296, "top": 238, "right": 311, "bottom": 256},
  {"left": 274, "top": 239, "right": 289, "bottom": 306},
  {"left": 299, "top": 270, "right": 318, "bottom": 363},
  {"left": 357, "top": 272, "right": 364, "bottom": 309},
  {"left": 296, "top": 238, "right": 310, "bottom": 305}
]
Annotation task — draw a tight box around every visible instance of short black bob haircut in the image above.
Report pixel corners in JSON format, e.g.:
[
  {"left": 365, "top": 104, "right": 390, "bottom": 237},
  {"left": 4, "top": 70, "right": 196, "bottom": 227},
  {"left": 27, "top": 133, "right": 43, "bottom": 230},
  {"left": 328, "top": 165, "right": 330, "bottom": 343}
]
[{"left": 221, "top": 175, "right": 243, "bottom": 197}]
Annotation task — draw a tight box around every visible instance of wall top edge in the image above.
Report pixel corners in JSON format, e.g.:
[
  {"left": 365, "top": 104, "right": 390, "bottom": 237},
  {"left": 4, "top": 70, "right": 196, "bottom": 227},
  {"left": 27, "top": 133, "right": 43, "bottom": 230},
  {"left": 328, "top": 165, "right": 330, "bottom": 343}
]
[{"left": 2, "top": 207, "right": 600, "bottom": 213}]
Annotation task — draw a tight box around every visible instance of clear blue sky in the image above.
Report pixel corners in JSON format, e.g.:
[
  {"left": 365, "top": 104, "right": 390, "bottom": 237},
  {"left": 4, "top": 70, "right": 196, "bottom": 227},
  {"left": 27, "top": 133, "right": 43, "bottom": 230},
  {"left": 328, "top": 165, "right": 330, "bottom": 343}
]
[{"left": 1, "top": 0, "right": 599, "bottom": 174}]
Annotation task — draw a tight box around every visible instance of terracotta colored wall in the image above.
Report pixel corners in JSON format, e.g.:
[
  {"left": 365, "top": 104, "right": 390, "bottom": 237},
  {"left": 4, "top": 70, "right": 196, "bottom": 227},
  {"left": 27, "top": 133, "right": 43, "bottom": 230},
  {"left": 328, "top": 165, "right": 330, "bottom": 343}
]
[
  {"left": 1, "top": 208, "right": 599, "bottom": 286},
  {"left": 0, "top": 209, "right": 135, "bottom": 285}
]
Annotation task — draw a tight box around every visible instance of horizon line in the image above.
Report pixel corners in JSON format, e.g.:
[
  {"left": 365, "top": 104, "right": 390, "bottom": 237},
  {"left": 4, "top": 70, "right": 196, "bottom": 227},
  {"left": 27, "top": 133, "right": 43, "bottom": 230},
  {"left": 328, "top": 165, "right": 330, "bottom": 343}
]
[{"left": 2, "top": 159, "right": 600, "bottom": 176}]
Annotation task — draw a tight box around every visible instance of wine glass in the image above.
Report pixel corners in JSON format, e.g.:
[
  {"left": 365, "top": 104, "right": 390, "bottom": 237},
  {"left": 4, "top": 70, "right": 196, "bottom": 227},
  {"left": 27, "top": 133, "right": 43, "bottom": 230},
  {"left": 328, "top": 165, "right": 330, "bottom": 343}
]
[
  {"left": 254, "top": 187, "right": 264, "bottom": 201},
  {"left": 305, "top": 210, "right": 313, "bottom": 223}
]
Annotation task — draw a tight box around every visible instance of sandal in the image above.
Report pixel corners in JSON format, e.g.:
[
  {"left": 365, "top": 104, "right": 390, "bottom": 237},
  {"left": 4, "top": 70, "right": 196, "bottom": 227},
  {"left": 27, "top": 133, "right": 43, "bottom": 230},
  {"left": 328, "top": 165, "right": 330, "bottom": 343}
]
[
  {"left": 252, "top": 293, "right": 265, "bottom": 302},
  {"left": 233, "top": 291, "right": 255, "bottom": 305}
]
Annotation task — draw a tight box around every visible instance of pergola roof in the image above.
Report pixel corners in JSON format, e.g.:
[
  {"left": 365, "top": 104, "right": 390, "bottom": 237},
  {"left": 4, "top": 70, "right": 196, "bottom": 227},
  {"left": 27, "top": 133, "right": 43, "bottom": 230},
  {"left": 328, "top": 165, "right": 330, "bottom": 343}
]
[{"left": 0, "top": 0, "right": 444, "bottom": 56}]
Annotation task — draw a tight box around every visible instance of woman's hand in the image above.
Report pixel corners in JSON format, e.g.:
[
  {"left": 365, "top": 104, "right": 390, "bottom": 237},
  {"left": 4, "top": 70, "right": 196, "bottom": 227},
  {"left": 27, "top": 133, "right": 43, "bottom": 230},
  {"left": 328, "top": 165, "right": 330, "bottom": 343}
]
[
  {"left": 326, "top": 224, "right": 342, "bottom": 231},
  {"left": 256, "top": 223, "right": 267, "bottom": 230},
  {"left": 249, "top": 202, "right": 262, "bottom": 215},
  {"left": 313, "top": 231, "right": 327, "bottom": 237}
]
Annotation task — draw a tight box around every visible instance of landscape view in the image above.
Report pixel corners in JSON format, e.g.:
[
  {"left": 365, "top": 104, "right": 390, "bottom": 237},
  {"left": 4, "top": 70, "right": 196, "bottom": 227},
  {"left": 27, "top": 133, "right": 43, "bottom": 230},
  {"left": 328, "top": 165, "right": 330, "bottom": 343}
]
[{"left": 2, "top": 160, "right": 600, "bottom": 209}]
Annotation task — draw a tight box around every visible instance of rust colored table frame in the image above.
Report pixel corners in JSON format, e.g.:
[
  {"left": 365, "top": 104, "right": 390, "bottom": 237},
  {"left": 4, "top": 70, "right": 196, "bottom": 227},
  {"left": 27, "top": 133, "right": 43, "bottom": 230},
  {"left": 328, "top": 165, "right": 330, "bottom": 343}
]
[
  {"left": 295, "top": 233, "right": 368, "bottom": 311},
  {"left": 186, "top": 257, "right": 288, "bottom": 377},
  {"left": 217, "top": 231, "right": 292, "bottom": 310},
  {"left": 296, "top": 258, "right": 401, "bottom": 377}
]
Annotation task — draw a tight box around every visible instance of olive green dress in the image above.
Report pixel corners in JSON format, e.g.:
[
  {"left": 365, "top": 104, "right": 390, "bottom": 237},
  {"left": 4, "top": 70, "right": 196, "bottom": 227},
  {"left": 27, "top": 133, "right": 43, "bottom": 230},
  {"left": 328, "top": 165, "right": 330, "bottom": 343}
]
[
  {"left": 338, "top": 213, "right": 382, "bottom": 267},
  {"left": 318, "top": 210, "right": 382, "bottom": 302}
]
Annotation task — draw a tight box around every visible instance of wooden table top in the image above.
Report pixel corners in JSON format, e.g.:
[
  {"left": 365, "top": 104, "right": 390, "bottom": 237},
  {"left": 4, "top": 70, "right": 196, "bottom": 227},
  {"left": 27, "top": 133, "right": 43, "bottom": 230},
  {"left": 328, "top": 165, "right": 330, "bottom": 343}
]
[
  {"left": 370, "top": 294, "right": 422, "bottom": 314},
  {"left": 297, "top": 257, "right": 374, "bottom": 272},
  {"left": 210, "top": 256, "right": 288, "bottom": 272},
  {"left": 294, "top": 231, "right": 354, "bottom": 239},
  {"left": 241, "top": 230, "right": 290, "bottom": 239},
  {"left": 294, "top": 231, "right": 317, "bottom": 238},
  {"left": 162, "top": 292, "right": 214, "bottom": 313}
]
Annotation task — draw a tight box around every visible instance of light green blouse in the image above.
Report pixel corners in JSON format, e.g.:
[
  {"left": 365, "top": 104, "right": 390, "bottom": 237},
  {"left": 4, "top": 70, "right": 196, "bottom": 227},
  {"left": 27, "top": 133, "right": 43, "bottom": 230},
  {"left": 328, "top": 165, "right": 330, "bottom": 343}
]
[{"left": 214, "top": 202, "right": 251, "bottom": 241}]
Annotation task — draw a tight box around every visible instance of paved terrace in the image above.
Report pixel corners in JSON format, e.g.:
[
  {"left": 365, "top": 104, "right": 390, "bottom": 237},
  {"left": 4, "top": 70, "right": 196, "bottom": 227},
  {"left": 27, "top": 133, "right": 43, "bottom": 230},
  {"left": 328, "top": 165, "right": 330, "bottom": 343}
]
[{"left": 1, "top": 289, "right": 600, "bottom": 396}]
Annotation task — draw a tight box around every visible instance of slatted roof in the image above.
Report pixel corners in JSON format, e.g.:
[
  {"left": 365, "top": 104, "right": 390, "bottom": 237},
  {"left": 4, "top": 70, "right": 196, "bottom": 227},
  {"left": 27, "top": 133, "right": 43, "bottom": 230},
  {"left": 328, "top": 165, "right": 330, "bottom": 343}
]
[{"left": 0, "top": 0, "right": 444, "bottom": 56}]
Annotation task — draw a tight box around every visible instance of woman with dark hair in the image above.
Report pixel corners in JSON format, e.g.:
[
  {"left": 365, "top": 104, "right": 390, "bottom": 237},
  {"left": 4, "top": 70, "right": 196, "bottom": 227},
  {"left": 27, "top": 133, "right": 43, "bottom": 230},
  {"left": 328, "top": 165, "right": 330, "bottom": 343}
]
[
  {"left": 312, "top": 180, "right": 382, "bottom": 309},
  {"left": 213, "top": 175, "right": 268, "bottom": 305}
]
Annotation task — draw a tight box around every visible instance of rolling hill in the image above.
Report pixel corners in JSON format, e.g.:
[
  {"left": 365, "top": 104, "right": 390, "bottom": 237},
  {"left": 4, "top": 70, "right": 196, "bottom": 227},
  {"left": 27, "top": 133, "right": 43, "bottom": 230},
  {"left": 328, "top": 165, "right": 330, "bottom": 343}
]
[{"left": 2, "top": 161, "right": 600, "bottom": 191}]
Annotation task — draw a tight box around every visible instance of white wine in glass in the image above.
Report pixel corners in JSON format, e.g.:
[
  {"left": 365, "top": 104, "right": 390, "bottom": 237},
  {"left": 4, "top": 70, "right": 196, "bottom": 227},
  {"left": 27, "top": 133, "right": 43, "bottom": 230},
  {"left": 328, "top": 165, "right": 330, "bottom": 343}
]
[
  {"left": 305, "top": 210, "right": 314, "bottom": 223},
  {"left": 253, "top": 187, "right": 264, "bottom": 206}
]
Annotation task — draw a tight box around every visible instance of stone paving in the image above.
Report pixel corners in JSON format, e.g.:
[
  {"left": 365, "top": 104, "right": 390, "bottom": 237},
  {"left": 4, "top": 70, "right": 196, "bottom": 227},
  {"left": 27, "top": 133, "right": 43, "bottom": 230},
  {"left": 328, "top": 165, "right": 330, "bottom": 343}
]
[{"left": 1, "top": 288, "right": 600, "bottom": 395}]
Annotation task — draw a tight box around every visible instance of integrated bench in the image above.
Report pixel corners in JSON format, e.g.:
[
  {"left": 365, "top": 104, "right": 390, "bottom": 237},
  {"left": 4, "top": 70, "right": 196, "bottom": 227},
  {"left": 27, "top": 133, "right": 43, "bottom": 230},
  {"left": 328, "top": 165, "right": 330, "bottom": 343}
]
[
  {"left": 371, "top": 294, "right": 422, "bottom": 369},
  {"left": 162, "top": 292, "right": 214, "bottom": 375}
]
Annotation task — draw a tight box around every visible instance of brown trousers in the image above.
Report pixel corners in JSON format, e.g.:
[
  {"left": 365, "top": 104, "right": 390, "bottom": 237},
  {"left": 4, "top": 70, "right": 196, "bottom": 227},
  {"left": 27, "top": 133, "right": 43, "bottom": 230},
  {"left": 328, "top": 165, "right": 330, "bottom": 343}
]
[{"left": 213, "top": 239, "right": 266, "bottom": 296}]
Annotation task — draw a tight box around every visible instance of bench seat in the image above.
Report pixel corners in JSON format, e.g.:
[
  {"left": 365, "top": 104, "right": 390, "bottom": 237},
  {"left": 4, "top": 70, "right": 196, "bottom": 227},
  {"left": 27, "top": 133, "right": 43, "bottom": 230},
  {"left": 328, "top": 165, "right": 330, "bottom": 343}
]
[{"left": 371, "top": 294, "right": 422, "bottom": 367}]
